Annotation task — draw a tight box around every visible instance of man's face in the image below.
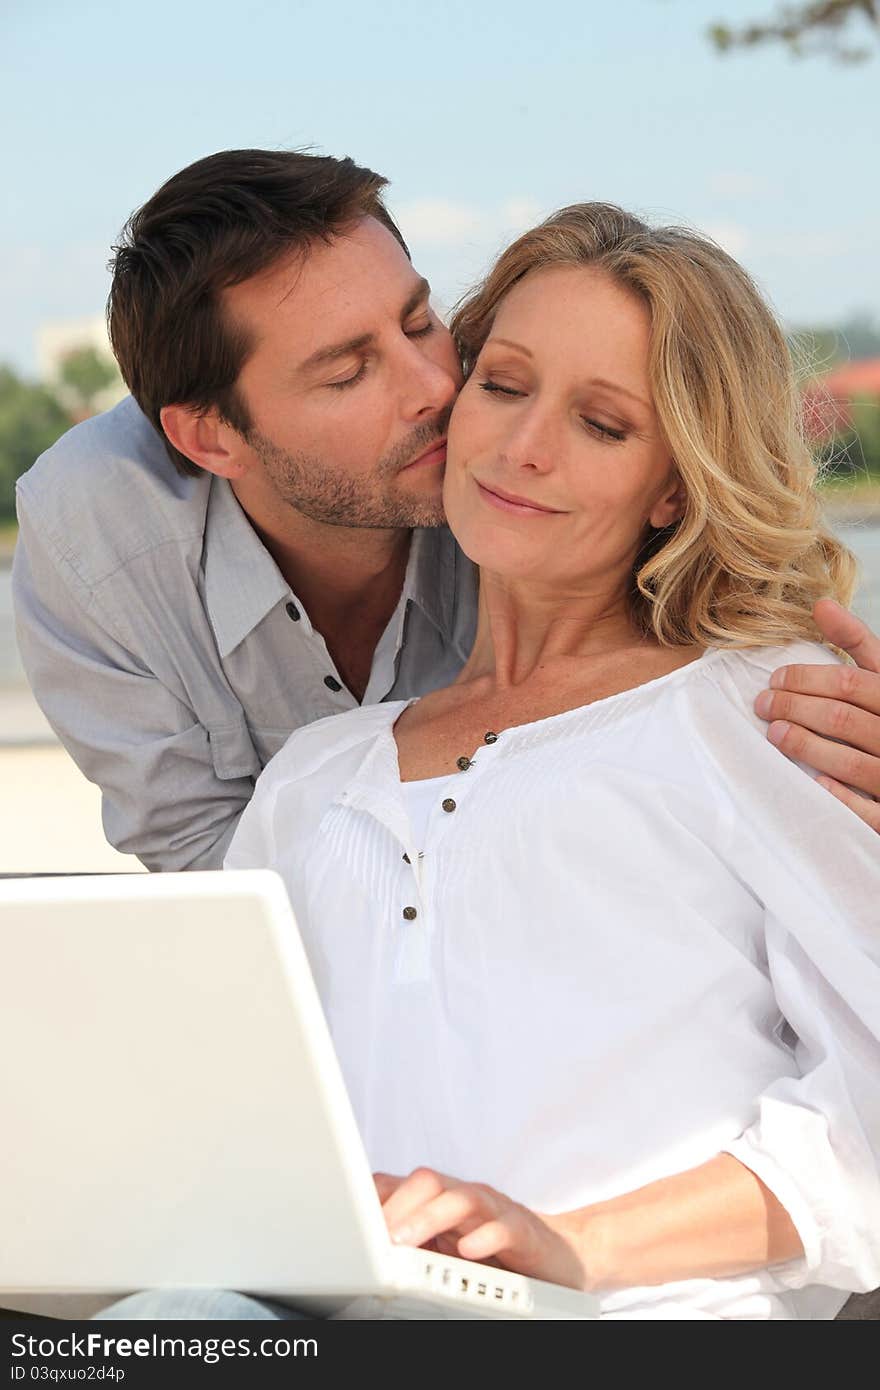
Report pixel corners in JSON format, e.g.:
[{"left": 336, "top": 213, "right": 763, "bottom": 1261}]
[{"left": 224, "top": 216, "right": 462, "bottom": 529}]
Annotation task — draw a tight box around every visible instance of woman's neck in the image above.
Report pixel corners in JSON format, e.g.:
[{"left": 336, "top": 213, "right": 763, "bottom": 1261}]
[{"left": 458, "top": 571, "right": 650, "bottom": 692}]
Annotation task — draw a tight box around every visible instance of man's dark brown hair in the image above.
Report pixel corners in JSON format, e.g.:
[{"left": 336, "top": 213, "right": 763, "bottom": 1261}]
[{"left": 108, "top": 148, "right": 409, "bottom": 476}]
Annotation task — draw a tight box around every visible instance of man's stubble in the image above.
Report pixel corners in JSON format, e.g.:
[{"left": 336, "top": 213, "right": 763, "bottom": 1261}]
[{"left": 245, "top": 410, "right": 452, "bottom": 531}]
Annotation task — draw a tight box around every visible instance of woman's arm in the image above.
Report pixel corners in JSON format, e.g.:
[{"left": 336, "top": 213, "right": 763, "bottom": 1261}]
[
  {"left": 374, "top": 1154, "right": 802, "bottom": 1293},
  {"left": 562, "top": 1153, "right": 802, "bottom": 1291}
]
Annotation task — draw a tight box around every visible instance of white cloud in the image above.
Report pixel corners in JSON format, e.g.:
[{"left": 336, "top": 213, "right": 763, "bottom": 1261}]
[
  {"left": 393, "top": 196, "right": 547, "bottom": 250},
  {"left": 702, "top": 221, "right": 751, "bottom": 256},
  {"left": 500, "top": 197, "right": 544, "bottom": 233},
  {"left": 394, "top": 198, "right": 487, "bottom": 246},
  {"left": 707, "top": 172, "right": 768, "bottom": 201}
]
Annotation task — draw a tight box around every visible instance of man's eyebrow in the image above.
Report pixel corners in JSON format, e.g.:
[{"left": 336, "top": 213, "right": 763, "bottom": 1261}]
[
  {"left": 299, "top": 331, "right": 375, "bottom": 374},
  {"left": 400, "top": 276, "right": 432, "bottom": 320},
  {"left": 298, "top": 277, "right": 433, "bottom": 375}
]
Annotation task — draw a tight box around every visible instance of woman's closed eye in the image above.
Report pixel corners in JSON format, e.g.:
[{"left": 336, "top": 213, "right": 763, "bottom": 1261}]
[
  {"left": 478, "top": 378, "right": 524, "bottom": 399},
  {"left": 478, "top": 378, "right": 627, "bottom": 442}
]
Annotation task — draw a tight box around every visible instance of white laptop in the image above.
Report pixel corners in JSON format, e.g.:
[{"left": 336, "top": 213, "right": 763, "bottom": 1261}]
[{"left": 0, "top": 871, "right": 597, "bottom": 1320}]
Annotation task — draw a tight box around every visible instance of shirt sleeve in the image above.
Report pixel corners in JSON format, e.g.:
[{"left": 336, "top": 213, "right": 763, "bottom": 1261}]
[
  {"left": 223, "top": 766, "right": 279, "bottom": 870},
  {"left": 691, "top": 674, "right": 880, "bottom": 1293},
  {"left": 12, "top": 490, "right": 254, "bottom": 872}
]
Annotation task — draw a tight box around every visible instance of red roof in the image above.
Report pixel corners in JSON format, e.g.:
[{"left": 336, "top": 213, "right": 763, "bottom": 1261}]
[
  {"left": 821, "top": 358, "right": 880, "bottom": 398},
  {"left": 801, "top": 358, "right": 880, "bottom": 440}
]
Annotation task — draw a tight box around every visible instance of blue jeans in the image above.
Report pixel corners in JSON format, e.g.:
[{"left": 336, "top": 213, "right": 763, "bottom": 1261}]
[{"left": 94, "top": 1290, "right": 309, "bottom": 1320}]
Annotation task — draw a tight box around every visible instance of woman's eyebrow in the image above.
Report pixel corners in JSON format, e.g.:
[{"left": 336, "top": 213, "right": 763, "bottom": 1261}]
[
  {"left": 589, "top": 377, "right": 651, "bottom": 411},
  {"left": 486, "top": 336, "right": 533, "bottom": 358},
  {"left": 483, "top": 339, "right": 651, "bottom": 412}
]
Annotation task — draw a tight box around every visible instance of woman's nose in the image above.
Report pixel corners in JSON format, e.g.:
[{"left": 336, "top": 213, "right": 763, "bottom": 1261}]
[{"left": 502, "top": 405, "right": 559, "bottom": 472}]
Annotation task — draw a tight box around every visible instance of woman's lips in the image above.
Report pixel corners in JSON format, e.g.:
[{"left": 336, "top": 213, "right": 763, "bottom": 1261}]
[{"left": 476, "top": 481, "right": 563, "bottom": 516}]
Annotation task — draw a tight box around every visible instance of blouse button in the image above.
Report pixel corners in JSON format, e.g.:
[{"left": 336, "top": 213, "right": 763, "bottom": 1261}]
[
  {"left": 323, "top": 675, "right": 343, "bottom": 692},
  {"left": 484, "top": 731, "right": 499, "bottom": 744},
  {"left": 402, "top": 906, "right": 418, "bottom": 921},
  {"left": 456, "top": 756, "right": 471, "bottom": 771},
  {"left": 442, "top": 798, "right": 456, "bottom": 813},
  {"left": 402, "top": 852, "right": 411, "bottom": 864},
  {"left": 285, "top": 601, "right": 300, "bottom": 621}
]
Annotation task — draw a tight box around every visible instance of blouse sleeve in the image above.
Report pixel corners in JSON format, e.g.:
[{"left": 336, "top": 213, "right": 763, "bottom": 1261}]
[{"left": 689, "top": 659, "right": 880, "bottom": 1292}]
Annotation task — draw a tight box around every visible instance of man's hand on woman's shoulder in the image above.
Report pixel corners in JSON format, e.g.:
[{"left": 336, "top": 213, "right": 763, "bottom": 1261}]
[{"left": 755, "top": 599, "right": 880, "bottom": 834}]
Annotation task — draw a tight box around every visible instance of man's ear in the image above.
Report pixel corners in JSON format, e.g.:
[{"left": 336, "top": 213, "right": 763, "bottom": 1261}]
[
  {"left": 648, "top": 469, "right": 686, "bottom": 530},
  {"left": 160, "top": 404, "right": 250, "bottom": 479}
]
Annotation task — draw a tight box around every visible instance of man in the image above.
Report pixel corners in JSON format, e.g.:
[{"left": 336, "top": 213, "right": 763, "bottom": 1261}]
[{"left": 12, "top": 149, "right": 880, "bottom": 869}]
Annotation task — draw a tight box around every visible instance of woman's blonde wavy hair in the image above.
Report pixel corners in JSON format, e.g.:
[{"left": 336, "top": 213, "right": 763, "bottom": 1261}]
[{"left": 450, "top": 203, "right": 856, "bottom": 648}]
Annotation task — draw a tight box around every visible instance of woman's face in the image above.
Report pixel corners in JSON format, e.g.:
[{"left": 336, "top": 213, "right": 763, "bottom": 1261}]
[{"left": 444, "top": 265, "right": 683, "bottom": 595}]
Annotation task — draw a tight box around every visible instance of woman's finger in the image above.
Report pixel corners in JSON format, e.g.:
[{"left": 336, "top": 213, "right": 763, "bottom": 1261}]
[
  {"left": 378, "top": 1166, "right": 450, "bottom": 1233},
  {"left": 372, "top": 1172, "right": 404, "bottom": 1201},
  {"left": 389, "top": 1183, "right": 494, "bottom": 1248},
  {"left": 456, "top": 1216, "right": 525, "bottom": 1264}
]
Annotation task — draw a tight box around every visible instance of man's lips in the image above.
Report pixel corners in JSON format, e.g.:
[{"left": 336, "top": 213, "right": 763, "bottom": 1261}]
[
  {"left": 476, "top": 481, "right": 564, "bottom": 515},
  {"left": 402, "top": 439, "right": 447, "bottom": 471}
]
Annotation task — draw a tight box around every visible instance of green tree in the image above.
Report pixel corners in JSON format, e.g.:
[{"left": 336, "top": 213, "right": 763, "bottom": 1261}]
[
  {"left": 0, "top": 367, "right": 70, "bottom": 520},
  {"left": 818, "top": 397, "right": 880, "bottom": 483},
  {"left": 789, "top": 314, "right": 880, "bottom": 374},
  {"left": 847, "top": 396, "right": 880, "bottom": 475},
  {"left": 58, "top": 344, "right": 119, "bottom": 419},
  {"left": 710, "top": 0, "right": 878, "bottom": 62}
]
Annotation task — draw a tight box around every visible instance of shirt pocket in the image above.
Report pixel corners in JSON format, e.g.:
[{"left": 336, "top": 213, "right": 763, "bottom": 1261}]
[
  {"left": 246, "top": 725, "right": 297, "bottom": 770},
  {"left": 206, "top": 715, "right": 261, "bottom": 780}
]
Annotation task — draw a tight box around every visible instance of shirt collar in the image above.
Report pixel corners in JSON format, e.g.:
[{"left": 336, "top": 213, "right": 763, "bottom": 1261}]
[
  {"left": 404, "top": 524, "right": 472, "bottom": 657},
  {"left": 204, "top": 476, "right": 472, "bottom": 661},
  {"left": 203, "top": 478, "right": 289, "bottom": 659}
]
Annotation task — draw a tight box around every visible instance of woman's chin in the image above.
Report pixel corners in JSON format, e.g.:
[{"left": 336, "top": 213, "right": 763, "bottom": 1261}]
[{"left": 449, "top": 526, "right": 556, "bottom": 582}]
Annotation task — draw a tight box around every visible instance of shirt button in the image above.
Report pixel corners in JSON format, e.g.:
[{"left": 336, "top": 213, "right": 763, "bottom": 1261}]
[
  {"left": 402, "top": 906, "right": 418, "bottom": 921},
  {"left": 442, "top": 798, "right": 456, "bottom": 813},
  {"left": 456, "top": 756, "right": 471, "bottom": 771},
  {"left": 402, "top": 852, "right": 411, "bottom": 864},
  {"left": 285, "top": 601, "right": 300, "bottom": 621},
  {"left": 484, "top": 731, "right": 499, "bottom": 744},
  {"left": 324, "top": 675, "right": 343, "bottom": 692}
]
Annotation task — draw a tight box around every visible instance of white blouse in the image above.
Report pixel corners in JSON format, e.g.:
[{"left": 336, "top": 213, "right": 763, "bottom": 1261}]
[{"left": 225, "top": 641, "right": 880, "bottom": 1320}]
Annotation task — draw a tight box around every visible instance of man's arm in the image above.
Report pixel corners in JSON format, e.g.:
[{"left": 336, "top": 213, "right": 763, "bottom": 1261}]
[
  {"left": 12, "top": 497, "right": 255, "bottom": 871},
  {"left": 756, "top": 600, "right": 880, "bottom": 834}
]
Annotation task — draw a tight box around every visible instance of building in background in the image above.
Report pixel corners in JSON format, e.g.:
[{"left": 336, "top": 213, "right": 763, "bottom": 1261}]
[{"left": 36, "top": 316, "right": 126, "bottom": 420}]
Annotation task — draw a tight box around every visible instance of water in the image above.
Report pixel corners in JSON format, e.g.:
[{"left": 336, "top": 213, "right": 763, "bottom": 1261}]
[
  {"left": 2, "top": 519, "right": 879, "bottom": 713},
  {"left": 843, "top": 520, "right": 880, "bottom": 632}
]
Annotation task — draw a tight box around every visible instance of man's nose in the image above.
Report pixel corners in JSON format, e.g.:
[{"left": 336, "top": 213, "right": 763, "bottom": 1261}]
[{"left": 399, "top": 342, "right": 461, "bottom": 421}]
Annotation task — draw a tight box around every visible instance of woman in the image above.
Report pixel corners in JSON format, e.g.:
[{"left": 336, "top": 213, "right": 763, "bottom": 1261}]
[{"left": 225, "top": 204, "right": 880, "bottom": 1318}]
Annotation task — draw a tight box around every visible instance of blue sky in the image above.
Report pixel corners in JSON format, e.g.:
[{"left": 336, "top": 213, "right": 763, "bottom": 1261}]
[{"left": 2, "top": 0, "right": 878, "bottom": 374}]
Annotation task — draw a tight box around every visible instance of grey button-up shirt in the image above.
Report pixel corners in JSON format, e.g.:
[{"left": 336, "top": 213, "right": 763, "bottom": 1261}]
[{"left": 13, "top": 397, "right": 478, "bottom": 871}]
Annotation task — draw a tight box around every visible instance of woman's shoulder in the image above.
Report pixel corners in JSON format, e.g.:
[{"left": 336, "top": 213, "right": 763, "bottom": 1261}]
[
  {"left": 684, "top": 641, "right": 845, "bottom": 776},
  {"left": 700, "top": 640, "right": 844, "bottom": 709},
  {"left": 717, "top": 639, "right": 845, "bottom": 680}
]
